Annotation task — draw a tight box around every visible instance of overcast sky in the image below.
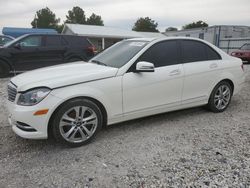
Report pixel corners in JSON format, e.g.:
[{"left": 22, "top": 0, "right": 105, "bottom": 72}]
[{"left": 0, "top": 0, "right": 249, "bottom": 32}]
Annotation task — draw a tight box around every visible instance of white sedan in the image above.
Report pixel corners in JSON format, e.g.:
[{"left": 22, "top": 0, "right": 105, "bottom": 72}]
[{"left": 7, "top": 37, "right": 245, "bottom": 147}]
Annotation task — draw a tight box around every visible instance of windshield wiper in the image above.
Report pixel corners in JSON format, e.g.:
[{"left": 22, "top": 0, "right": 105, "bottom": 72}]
[{"left": 91, "top": 60, "right": 107, "bottom": 66}]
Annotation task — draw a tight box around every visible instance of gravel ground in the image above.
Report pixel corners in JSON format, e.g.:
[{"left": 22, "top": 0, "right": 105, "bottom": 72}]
[{"left": 0, "top": 66, "right": 249, "bottom": 188}]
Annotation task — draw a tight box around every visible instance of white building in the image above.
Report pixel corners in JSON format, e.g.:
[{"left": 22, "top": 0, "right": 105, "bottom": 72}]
[
  {"left": 62, "top": 24, "right": 165, "bottom": 51},
  {"left": 164, "top": 25, "right": 250, "bottom": 48}
]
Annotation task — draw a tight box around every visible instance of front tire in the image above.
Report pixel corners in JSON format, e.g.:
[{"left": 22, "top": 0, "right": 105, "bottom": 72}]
[
  {"left": 207, "top": 81, "right": 232, "bottom": 113},
  {"left": 52, "top": 98, "right": 103, "bottom": 147}
]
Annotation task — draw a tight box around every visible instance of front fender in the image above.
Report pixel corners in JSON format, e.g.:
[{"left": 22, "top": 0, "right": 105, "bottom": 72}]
[{"left": 49, "top": 76, "right": 123, "bottom": 122}]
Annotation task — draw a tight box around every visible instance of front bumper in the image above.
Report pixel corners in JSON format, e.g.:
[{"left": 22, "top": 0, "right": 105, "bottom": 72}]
[{"left": 7, "top": 94, "right": 62, "bottom": 139}]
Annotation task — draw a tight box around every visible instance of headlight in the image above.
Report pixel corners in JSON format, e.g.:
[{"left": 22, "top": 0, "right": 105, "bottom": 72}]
[{"left": 17, "top": 88, "right": 51, "bottom": 106}]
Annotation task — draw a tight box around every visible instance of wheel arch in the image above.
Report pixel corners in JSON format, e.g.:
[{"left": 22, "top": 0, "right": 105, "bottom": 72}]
[
  {"left": 47, "top": 96, "right": 108, "bottom": 139},
  {"left": 208, "top": 78, "right": 235, "bottom": 102},
  {"left": 219, "top": 79, "right": 234, "bottom": 94},
  {"left": 0, "top": 57, "right": 14, "bottom": 73}
]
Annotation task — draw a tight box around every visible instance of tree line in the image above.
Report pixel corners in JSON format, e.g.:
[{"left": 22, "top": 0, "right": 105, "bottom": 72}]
[{"left": 30, "top": 6, "right": 209, "bottom": 33}]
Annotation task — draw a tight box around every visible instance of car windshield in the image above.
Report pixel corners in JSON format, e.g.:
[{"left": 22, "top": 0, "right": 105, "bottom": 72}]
[
  {"left": 3, "top": 35, "right": 26, "bottom": 47},
  {"left": 240, "top": 44, "right": 250, "bottom": 50},
  {"left": 89, "top": 40, "right": 148, "bottom": 68},
  {"left": 0, "top": 36, "right": 13, "bottom": 46}
]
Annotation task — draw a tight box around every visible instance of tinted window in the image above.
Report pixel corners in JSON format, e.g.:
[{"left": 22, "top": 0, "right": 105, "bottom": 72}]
[
  {"left": 137, "top": 40, "right": 179, "bottom": 68},
  {"left": 46, "top": 36, "right": 61, "bottom": 46},
  {"left": 19, "top": 36, "right": 42, "bottom": 47},
  {"left": 63, "top": 36, "right": 90, "bottom": 47},
  {"left": 181, "top": 40, "right": 220, "bottom": 63},
  {"left": 206, "top": 46, "right": 221, "bottom": 60}
]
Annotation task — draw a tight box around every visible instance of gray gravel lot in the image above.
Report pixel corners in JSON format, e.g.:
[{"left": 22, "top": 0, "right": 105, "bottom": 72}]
[{"left": 0, "top": 66, "right": 250, "bottom": 188}]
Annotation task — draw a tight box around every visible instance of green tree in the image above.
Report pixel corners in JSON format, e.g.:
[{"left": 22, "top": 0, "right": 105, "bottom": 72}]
[
  {"left": 182, "top": 21, "right": 208, "bottom": 29},
  {"left": 86, "top": 13, "right": 104, "bottom": 26},
  {"left": 65, "top": 6, "right": 86, "bottom": 24},
  {"left": 31, "top": 7, "right": 60, "bottom": 30},
  {"left": 165, "top": 27, "right": 178, "bottom": 32},
  {"left": 56, "top": 24, "right": 64, "bottom": 33},
  {"left": 132, "top": 17, "right": 159, "bottom": 32}
]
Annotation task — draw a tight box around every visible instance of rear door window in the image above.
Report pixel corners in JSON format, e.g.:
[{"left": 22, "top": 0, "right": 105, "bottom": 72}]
[
  {"left": 45, "top": 36, "right": 61, "bottom": 47},
  {"left": 180, "top": 40, "right": 221, "bottom": 63},
  {"left": 64, "top": 36, "right": 90, "bottom": 47}
]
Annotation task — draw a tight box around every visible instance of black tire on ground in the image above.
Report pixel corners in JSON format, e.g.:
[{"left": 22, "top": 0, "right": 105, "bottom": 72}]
[
  {"left": 207, "top": 81, "right": 233, "bottom": 113},
  {"left": 0, "top": 62, "right": 10, "bottom": 78},
  {"left": 52, "top": 98, "right": 103, "bottom": 147}
]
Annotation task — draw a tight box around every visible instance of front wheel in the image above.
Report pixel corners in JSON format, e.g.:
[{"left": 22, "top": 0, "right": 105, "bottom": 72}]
[
  {"left": 52, "top": 98, "right": 103, "bottom": 147},
  {"left": 207, "top": 81, "right": 233, "bottom": 113}
]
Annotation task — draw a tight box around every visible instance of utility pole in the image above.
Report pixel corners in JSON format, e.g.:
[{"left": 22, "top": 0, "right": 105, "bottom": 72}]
[{"left": 34, "top": 14, "right": 37, "bottom": 28}]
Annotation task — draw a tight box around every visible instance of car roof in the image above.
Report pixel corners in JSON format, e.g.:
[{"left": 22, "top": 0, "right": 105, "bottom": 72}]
[{"left": 127, "top": 36, "right": 211, "bottom": 43}]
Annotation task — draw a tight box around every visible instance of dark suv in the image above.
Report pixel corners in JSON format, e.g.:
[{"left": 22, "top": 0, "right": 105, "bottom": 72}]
[{"left": 0, "top": 34, "right": 96, "bottom": 77}]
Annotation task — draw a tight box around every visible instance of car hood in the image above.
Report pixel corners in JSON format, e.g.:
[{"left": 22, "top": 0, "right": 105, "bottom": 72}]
[{"left": 11, "top": 62, "right": 119, "bottom": 92}]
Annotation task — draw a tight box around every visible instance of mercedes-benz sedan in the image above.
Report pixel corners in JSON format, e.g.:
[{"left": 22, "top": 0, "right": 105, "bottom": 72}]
[{"left": 7, "top": 37, "right": 245, "bottom": 147}]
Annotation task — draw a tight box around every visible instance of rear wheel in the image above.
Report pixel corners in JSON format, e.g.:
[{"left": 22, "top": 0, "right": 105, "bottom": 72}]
[
  {"left": 0, "top": 62, "right": 10, "bottom": 78},
  {"left": 207, "top": 81, "right": 232, "bottom": 113},
  {"left": 52, "top": 98, "right": 103, "bottom": 147}
]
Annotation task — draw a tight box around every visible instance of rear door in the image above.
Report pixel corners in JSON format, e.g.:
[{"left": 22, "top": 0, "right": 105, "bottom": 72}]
[
  {"left": 40, "top": 35, "right": 66, "bottom": 66},
  {"left": 180, "top": 40, "right": 222, "bottom": 104},
  {"left": 64, "top": 36, "right": 94, "bottom": 61}
]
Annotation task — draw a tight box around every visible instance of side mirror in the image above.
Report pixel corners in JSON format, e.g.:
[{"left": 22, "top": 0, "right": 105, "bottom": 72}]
[
  {"left": 136, "top": 61, "right": 155, "bottom": 72},
  {"left": 13, "top": 43, "right": 21, "bottom": 49}
]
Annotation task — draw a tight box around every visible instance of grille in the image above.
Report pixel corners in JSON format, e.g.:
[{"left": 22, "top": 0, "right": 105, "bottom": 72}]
[
  {"left": 16, "top": 121, "right": 36, "bottom": 132},
  {"left": 7, "top": 84, "right": 17, "bottom": 102}
]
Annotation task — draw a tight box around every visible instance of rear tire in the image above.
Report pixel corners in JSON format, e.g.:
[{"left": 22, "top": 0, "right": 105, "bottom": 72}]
[
  {"left": 207, "top": 81, "right": 232, "bottom": 113},
  {"left": 0, "top": 62, "right": 10, "bottom": 78},
  {"left": 52, "top": 98, "right": 103, "bottom": 147}
]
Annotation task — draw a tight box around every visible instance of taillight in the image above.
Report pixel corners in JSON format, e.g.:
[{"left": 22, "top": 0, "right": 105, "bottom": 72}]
[{"left": 87, "top": 46, "right": 97, "bottom": 54}]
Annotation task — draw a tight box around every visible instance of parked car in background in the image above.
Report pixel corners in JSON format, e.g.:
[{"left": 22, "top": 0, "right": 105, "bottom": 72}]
[
  {"left": 0, "top": 35, "right": 14, "bottom": 46},
  {"left": 231, "top": 43, "right": 250, "bottom": 63},
  {"left": 0, "top": 34, "right": 96, "bottom": 77},
  {"left": 7, "top": 37, "right": 245, "bottom": 147}
]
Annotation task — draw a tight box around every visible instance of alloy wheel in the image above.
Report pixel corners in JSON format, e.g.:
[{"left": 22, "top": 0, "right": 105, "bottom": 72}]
[
  {"left": 214, "top": 85, "right": 231, "bottom": 110},
  {"left": 59, "top": 106, "right": 98, "bottom": 143}
]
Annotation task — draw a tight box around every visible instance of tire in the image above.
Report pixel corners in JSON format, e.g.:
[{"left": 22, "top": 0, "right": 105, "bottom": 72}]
[
  {"left": 0, "top": 62, "right": 10, "bottom": 78},
  {"left": 207, "top": 81, "right": 233, "bottom": 113},
  {"left": 52, "top": 98, "right": 103, "bottom": 147}
]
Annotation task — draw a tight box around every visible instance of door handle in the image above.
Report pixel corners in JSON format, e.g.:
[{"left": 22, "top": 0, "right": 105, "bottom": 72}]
[
  {"left": 209, "top": 63, "right": 218, "bottom": 69},
  {"left": 169, "top": 69, "right": 181, "bottom": 76}
]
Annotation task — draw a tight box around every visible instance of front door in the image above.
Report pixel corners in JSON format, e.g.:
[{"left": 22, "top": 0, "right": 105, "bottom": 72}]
[
  {"left": 11, "top": 35, "right": 45, "bottom": 71},
  {"left": 122, "top": 40, "right": 184, "bottom": 114}
]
